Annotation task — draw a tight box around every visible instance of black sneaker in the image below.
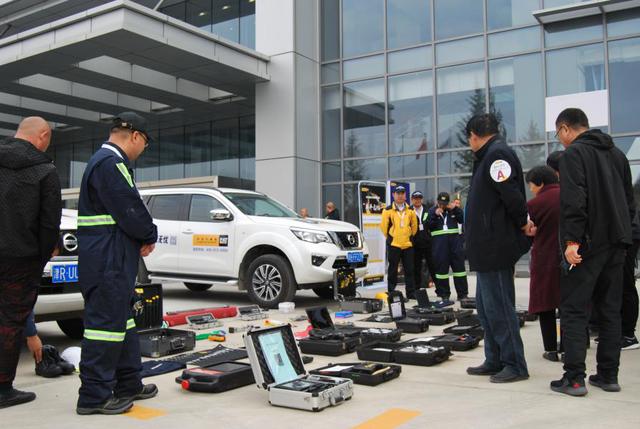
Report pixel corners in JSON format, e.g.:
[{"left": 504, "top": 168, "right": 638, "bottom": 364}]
[
  {"left": 542, "top": 351, "right": 559, "bottom": 362},
  {"left": 467, "top": 363, "right": 502, "bottom": 376},
  {"left": 118, "top": 384, "right": 158, "bottom": 402},
  {"left": 550, "top": 376, "right": 588, "bottom": 397},
  {"left": 0, "top": 389, "right": 36, "bottom": 409},
  {"left": 490, "top": 368, "right": 529, "bottom": 383},
  {"left": 588, "top": 374, "right": 621, "bottom": 392},
  {"left": 45, "top": 345, "right": 76, "bottom": 375},
  {"left": 35, "top": 348, "right": 63, "bottom": 378},
  {"left": 76, "top": 397, "right": 134, "bottom": 415},
  {"left": 621, "top": 336, "right": 639, "bottom": 351}
]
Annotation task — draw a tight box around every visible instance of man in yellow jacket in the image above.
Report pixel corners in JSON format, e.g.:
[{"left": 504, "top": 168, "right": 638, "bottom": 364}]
[{"left": 381, "top": 186, "right": 418, "bottom": 299}]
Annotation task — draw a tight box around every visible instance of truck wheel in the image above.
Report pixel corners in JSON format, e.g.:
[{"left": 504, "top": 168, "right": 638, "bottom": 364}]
[
  {"left": 312, "top": 286, "right": 335, "bottom": 300},
  {"left": 57, "top": 318, "right": 84, "bottom": 340},
  {"left": 246, "top": 254, "right": 296, "bottom": 308},
  {"left": 184, "top": 283, "right": 213, "bottom": 292}
]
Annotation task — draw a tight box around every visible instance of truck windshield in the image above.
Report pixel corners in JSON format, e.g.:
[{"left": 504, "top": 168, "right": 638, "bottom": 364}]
[{"left": 225, "top": 193, "right": 299, "bottom": 218}]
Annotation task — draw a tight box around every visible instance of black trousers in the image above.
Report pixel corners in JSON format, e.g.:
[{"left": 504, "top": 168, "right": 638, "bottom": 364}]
[
  {"left": 413, "top": 244, "right": 436, "bottom": 289},
  {"left": 538, "top": 310, "right": 558, "bottom": 352},
  {"left": 560, "top": 246, "right": 625, "bottom": 381},
  {"left": 388, "top": 246, "right": 415, "bottom": 297},
  {"left": 622, "top": 239, "right": 640, "bottom": 338},
  {"left": 0, "top": 260, "right": 41, "bottom": 391}
]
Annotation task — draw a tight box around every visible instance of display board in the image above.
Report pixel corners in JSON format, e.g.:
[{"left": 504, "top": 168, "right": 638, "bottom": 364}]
[{"left": 358, "top": 181, "right": 386, "bottom": 285}]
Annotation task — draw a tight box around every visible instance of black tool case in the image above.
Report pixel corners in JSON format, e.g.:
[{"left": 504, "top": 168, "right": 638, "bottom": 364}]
[
  {"left": 456, "top": 312, "right": 481, "bottom": 326},
  {"left": 517, "top": 308, "right": 537, "bottom": 322},
  {"left": 339, "top": 298, "right": 384, "bottom": 314},
  {"left": 133, "top": 283, "right": 163, "bottom": 329},
  {"left": 443, "top": 324, "right": 485, "bottom": 340},
  {"left": 391, "top": 341, "right": 451, "bottom": 366},
  {"left": 407, "top": 308, "right": 455, "bottom": 325},
  {"left": 460, "top": 297, "right": 477, "bottom": 309},
  {"left": 429, "top": 334, "right": 481, "bottom": 351},
  {"left": 395, "top": 318, "right": 430, "bottom": 333},
  {"left": 363, "top": 313, "right": 394, "bottom": 323},
  {"left": 175, "top": 362, "right": 255, "bottom": 393},
  {"left": 298, "top": 336, "right": 361, "bottom": 357},
  {"left": 309, "top": 362, "right": 401, "bottom": 386},
  {"left": 138, "top": 328, "right": 196, "bottom": 358},
  {"left": 356, "top": 341, "right": 403, "bottom": 363},
  {"left": 359, "top": 327, "right": 402, "bottom": 343}
]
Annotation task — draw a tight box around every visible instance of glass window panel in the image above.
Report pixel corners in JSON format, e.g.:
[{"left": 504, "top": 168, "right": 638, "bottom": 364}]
[
  {"left": 607, "top": 8, "right": 640, "bottom": 38},
  {"left": 388, "top": 46, "right": 432, "bottom": 74},
  {"left": 323, "top": 185, "right": 342, "bottom": 219},
  {"left": 609, "top": 37, "right": 640, "bottom": 134},
  {"left": 54, "top": 144, "right": 71, "bottom": 189},
  {"left": 438, "top": 150, "right": 474, "bottom": 175},
  {"left": 487, "top": 0, "right": 539, "bottom": 30},
  {"left": 239, "top": 115, "right": 255, "bottom": 181},
  {"left": 490, "top": 54, "right": 545, "bottom": 144},
  {"left": 160, "top": 1, "right": 186, "bottom": 20},
  {"left": 409, "top": 178, "right": 436, "bottom": 204},
  {"left": 186, "top": 0, "right": 213, "bottom": 32},
  {"left": 343, "top": 79, "right": 386, "bottom": 157},
  {"left": 488, "top": 27, "right": 541, "bottom": 57},
  {"left": 389, "top": 71, "right": 434, "bottom": 153},
  {"left": 630, "top": 165, "right": 640, "bottom": 211},
  {"left": 436, "top": 176, "right": 471, "bottom": 200},
  {"left": 546, "top": 43, "right": 605, "bottom": 96},
  {"left": 387, "top": 0, "right": 431, "bottom": 49},
  {"left": 615, "top": 135, "right": 640, "bottom": 161},
  {"left": 159, "top": 126, "right": 185, "bottom": 180},
  {"left": 189, "top": 195, "right": 226, "bottom": 222},
  {"left": 322, "top": 0, "right": 340, "bottom": 61},
  {"left": 240, "top": 0, "right": 255, "bottom": 49},
  {"left": 389, "top": 154, "right": 435, "bottom": 177},
  {"left": 511, "top": 144, "right": 546, "bottom": 171},
  {"left": 150, "top": 194, "right": 183, "bottom": 221},
  {"left": 323, "top": 161, "right": 342, "bottom": 183},
  {"left": 321, "top": 63, "right": 340, "bottom": 84},
  {"left": 343, "top": 55, "right": 385, "bottom": 80},
  {"left": 344, "top": 157, "right": 386, "bottom": 181},
  {"left": 135, "top": 129, "right": 159, "bottom": 182},
  {"left": 212, "top": 0, "right": 239, "bottom": 43},
  {"left": 343, "top": 0, "right": 384, "bottom": 57},
  {"left": 436, "top": 36, "right": 484, "bottom": 65},
  {"left": 544, "top": 15, "right": 602, "bottom": 48},
  {"left": 344, "top": 183, "right": 359, "bottom": 226},
  {"left": 434, "top": 0, "right": 483, "bottom": 40},
  {"left": 436, "top": 62, "right": 486, "bottom": 149},
  {"left": 322, "top": 85, "right": 341, "bottom": 160},
  {"left": 212, "top": 118, "right": 239, "bottom": 177},
  {"left": 544, "top": 0, "right": 590, "bottom": 7},
  {"left": 71, "top": 142, "right": 92, "bottom": 188},
  {"left": 185, "top": 122, "right": 211, "bottom": 178}
]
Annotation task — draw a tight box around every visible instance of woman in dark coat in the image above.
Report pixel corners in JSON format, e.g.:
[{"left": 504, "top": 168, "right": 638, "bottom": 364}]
[{"left": 526, "top": 166, "right": 561, "bottom": 362}]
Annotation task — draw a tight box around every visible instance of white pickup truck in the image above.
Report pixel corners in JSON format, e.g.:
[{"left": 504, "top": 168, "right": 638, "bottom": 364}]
[{"left": 138, "top": 187, "right": 369, "bottom": 308}]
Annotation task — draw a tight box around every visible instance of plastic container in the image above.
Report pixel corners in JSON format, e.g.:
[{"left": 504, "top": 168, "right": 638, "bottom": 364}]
[{"left": 279, "top": 302, "right": 295, "bottom": 313}]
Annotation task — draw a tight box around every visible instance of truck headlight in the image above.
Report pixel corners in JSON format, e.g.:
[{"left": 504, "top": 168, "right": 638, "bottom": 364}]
[{"left": 291, "top": 228, "right": 333, "bottom": 244}]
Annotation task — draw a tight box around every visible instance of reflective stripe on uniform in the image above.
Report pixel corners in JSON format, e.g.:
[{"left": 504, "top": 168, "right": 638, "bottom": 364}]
[
  {"left": 115, "top": 162, "right": 134, "bottom": 188},
  {"left": 84, "top": 328, "right": 126, "bottom": 342},
  {"left": 77, "top": 214, "right": 116, "bottom": 227},
  {"left": 452, "top": 271, "right": 467, "bottom": 278},
  {"left": 126, "top": 318, "right": 136, "bottom": 330},
  {"left": 431, "top": 228, "right": 460, "bottom": 236},
  {"left": 435, "top": 273, "right": 451, "bottom": 280}
]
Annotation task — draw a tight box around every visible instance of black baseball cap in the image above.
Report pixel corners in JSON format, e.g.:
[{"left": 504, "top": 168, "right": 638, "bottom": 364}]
[
  {"left": 411, "top": 191, "right": 423, "bottom": 199},
  {"left": 112, "top": 112, "right": 152, "bottom": 141},
  {"left": 394, "top": 185, "right": 406, "bottom": 193},
  {"left": 437, "top": 192, "right": 450, "bottom": 204}
]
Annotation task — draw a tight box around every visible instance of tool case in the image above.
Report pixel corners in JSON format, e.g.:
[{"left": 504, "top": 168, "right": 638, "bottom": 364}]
[
  {"left": 163, "top": 306, "right": 238, "bottom": 327},
  {"left": 460, "top": 297, "right": 477, "bottom": 309},
  {"left": 356, "top": 341, "right": 402, "bottom": 363},
  {"left": 309, "top": 362, "right": 401, "bottom": 386},
  {"left": 363, "top": 313, "right": 394, "bottom": 323},
  {"left": 139, "top": 328, "right": 196, "bottom": 358},
  {"left": 395, "top": 318, "right": 430, "bottom": 333},
  {"left": 443, "top": 324, "right": 485, "bottom": 340},
  {"left": 359, "top": 327, "right": 402, "bottom": 343},
  {"left": 175, "top": 362, "right": 255, "bottom": 393},
  {"left": 244, "top": 324, "right": 354, "bottom": 412},
  {"left": 133, "top": 283, "right": 163, "bottom": 329},
  {"left": 407, "top": 308, "right": 455, "bottom": 325},
  {"left": 429, "top": 334, "right": 481, "bottom": 352},
  {"left": 392, "top": 342, "right": 452, "bottom": 366},
  {"left": 298, "top": 336, "right": 361, "bottom": 356},
  {"left": 516, "top": 308, "right": 538, "bottom": 322},
  {"left": 339, "top": 298, "right": 384, "bottom": 314},
  {"left": 456, "top": 312, "right": 481, "bottom": 326}
]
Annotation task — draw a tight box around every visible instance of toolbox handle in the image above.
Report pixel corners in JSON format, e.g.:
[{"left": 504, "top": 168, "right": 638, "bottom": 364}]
[{"left": 170, "top": 338, "right": 186, "bottom": 351}]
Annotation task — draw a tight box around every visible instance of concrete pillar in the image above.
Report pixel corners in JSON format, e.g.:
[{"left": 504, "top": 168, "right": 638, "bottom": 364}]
[{"left": 255, "top": 0, "right": 320, "bottom": 217}]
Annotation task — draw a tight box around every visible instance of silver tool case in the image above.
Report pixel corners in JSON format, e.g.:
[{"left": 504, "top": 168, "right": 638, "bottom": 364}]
[{"left": 244, "top": 324, "right": 354, "bottom": 412}]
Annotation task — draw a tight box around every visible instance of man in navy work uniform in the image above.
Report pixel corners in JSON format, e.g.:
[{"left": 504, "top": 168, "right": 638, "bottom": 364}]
[
  {"left": 428, "top": 191, "right": 468, "bottom": 302},
  {"left": 76, "top": 112, "right": 158, "bottom": 415},
  {"left": 410, "top": 191, "right": 437, "bottom": 294},
  {"left": 464, "top": 113, "right": 533, "bottom": 383}
]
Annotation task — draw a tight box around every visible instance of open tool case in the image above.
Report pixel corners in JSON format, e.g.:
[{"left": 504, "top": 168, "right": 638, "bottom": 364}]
[
  {"left": 298, "top": 307, "right": 361, "bottom": 356},
  {"left": 244, "top": 325, "right": 354, "bottom": 412},
  {"left": 407, "top": 306, "right": 455, "bottom": 325},
  {"left": 339, "top": 298, "right": 384, "bottom": 314},
  {"left": 139, "top": 328, "right": 196, "bottom": 358},
  {"left": 443, "top": 324, "right": 485, "bottom": 340},
  {"left": 309, "top": 362, "right": 401, "bottom": 386},
  {"left": 175, "top": 362, "right": 255, "bottom": 393},
  {"left": 428, "top": 334, "right": 481, "bottom": 351},
  {"left": 356, "top": 340, "right": 450, "bottom": 367}
]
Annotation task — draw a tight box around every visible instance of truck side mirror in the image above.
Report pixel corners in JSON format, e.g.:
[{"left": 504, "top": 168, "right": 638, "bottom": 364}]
[{"left": 210, "top": 209, "right": 233, "bottom": 222}]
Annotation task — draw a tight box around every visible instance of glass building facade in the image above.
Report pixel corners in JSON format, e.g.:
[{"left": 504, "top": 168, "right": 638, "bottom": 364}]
[{"left": 321, "top": 0, "right": 640, "bottom": 225}]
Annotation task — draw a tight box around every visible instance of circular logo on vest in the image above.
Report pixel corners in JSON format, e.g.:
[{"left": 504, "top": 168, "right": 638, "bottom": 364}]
[{"left": 489, "top": 159, "right": 512, "bottom": 183}]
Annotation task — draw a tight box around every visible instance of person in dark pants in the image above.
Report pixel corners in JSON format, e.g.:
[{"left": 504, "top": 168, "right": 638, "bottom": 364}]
[
  {"left": 324, "top": 202, "right": 340, "bottom": 220},
  {"left": 381, "top": 186, "right": 418, "bottom": 299},
  {"left": 551, "top": 108, "right": 635, "bottom": 396},
  {"left": 0, "top": 117, "right": 61, "bottom": 409},
  {"left": 620, "top": 215, "right": 639, "bottom": 351},
  {"left": 525, "top": 166, "right": 562, "bottom": 362},
  {"left": 428, "top": 192, "right": 468, "bottom": 301},
  {"left": 464, "top": 113, "right": 532, "bottom": 383},
  {"left": 410, "top": 191, "right": 436, "bottom": 296},
  {"left": 76, "top": 113, "right": 158, "bottom": 415}
]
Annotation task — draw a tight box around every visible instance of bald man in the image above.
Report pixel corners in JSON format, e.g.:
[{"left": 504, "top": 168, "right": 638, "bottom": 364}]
[{"left": 0, "top": 117, "right": 61, "bottom": 409}]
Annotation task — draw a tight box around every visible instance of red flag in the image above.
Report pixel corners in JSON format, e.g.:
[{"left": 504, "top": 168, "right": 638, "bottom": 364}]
[{"left": 416, "top": 135, "right": 428, "bottom": 159}]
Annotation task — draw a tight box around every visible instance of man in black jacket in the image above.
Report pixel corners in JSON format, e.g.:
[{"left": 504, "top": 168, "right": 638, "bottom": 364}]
[
  {"left": 464, "top": 114, "right": 532, "bottom": 383},
  {"left": 551, "top": 108, "right": 635, "bottom": 396},
  {"left": 325, "top": 201, "right": 340, "bottom": 221},
  {"left": 0, "top": 117, "right": 61, "bottom": 409},
  {"left": 410, "top": 191, "right": 436, "bottom": 296}
]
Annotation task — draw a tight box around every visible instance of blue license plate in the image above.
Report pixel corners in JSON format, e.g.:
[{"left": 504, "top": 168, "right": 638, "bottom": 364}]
[
  {"left": 52, "top": 264, "right": 78, "bottom": 284},
  {"left": 347, "top": 252, "right": 364, "bottom": 264}
]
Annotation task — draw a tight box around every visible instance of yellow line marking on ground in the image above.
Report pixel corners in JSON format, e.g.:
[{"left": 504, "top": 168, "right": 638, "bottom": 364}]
[
  {"left": 123, "top": 405, "right": 167, "bottom": 420},
  {"left": 352, "top": 408, "right": 421, "bottom": 429}
]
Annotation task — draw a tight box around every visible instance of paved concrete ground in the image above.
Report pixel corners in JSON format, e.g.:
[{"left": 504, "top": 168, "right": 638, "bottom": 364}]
[{"left": 5, "top": 277, "right": 640, "bottom": 429}]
